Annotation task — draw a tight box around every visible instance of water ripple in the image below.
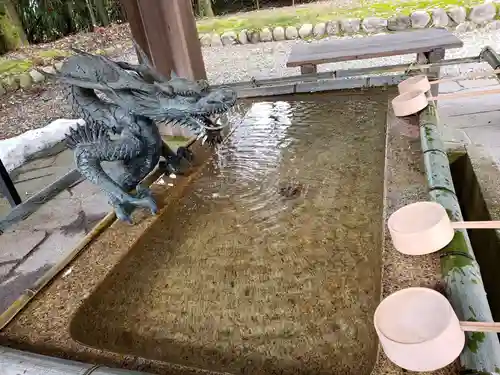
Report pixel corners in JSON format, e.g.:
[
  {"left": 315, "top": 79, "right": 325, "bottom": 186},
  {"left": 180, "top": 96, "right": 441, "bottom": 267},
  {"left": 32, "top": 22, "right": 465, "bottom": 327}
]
[{"left": 193, "top": 101, "right": 302, "bottom": 229}]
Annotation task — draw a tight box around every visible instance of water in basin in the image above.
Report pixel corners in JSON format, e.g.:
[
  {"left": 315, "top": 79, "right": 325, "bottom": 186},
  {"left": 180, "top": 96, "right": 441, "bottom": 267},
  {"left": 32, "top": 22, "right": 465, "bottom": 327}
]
[{"left": 71, "top": 89, "right": 389, "bottom": 375}]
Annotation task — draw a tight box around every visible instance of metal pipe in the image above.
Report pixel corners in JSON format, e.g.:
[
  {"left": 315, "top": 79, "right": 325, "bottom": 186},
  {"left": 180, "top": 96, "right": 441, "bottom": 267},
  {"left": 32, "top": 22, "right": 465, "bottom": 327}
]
[
  {"left": 0, "top": 346, "right": 152, "bottom": 374},
  {"left": 0, "top": 168, "right": 82, "bottom": 234},
  {"left": 481, "top": 46, "right": 500, "bottom": 72},
  {"left": 0, "top": 157, "right": 22, "bottom": 208},
  {"left": 335, "top": 55, "right": 481, "bottom": 78}
]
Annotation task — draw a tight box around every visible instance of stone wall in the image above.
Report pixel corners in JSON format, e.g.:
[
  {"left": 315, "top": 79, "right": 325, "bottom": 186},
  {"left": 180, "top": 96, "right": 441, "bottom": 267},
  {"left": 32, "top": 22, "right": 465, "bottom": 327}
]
[{"left": 199, "top": 3, "right": 500, "bottom": 47}]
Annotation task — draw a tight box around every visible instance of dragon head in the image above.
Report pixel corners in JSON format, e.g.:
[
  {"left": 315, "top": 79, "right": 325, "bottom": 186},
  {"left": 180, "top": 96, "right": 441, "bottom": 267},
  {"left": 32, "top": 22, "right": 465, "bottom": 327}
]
[
  {"left": 194, "top": 87, "right": 237, "bottom": 115},
  {"left": 155, "top": 71, "right": 210, "bottom": 97}
]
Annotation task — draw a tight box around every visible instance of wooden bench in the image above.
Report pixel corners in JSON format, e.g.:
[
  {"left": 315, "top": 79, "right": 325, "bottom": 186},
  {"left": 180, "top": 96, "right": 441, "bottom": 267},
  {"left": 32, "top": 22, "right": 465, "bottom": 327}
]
[{"left": 287, "top": 28, "right": 464, "bottom": 79}]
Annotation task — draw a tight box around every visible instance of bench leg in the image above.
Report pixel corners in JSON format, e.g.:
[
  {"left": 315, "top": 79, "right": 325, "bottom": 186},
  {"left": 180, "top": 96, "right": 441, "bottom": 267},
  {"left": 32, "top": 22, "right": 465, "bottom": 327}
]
[
  {"left": 300, "top": 64, "right": 317, "bottom": 75},
  {"left": 417, "top": 48, "right": 445, "bottom": 99}
]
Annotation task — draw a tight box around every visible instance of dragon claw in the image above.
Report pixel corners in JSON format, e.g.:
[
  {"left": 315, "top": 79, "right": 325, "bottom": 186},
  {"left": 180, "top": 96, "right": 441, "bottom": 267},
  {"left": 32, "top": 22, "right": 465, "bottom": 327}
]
[
  {"left": 132, "top": 185, "right": 158, "bottom": 214},
  {"left": 204, "top": 130, "right": 224, "bottom": 146},
  {"left": 160, "top": 146, "right": 193, "bottom": 175},
  {"left": 115, "top": 205, "right": 134, "bottom": 224},
  {"left": 176, "top": 146, "right": 194, "bottom": 163},
  {"left": 110, "top": 186, "right": 158, "bottom": 224}
]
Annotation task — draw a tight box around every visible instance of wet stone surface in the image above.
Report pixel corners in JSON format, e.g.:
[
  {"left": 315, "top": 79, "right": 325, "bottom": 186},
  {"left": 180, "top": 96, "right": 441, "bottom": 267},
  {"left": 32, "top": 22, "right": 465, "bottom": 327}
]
[{"left": 0, "top": 148, "right": 111, "bottom": 316}]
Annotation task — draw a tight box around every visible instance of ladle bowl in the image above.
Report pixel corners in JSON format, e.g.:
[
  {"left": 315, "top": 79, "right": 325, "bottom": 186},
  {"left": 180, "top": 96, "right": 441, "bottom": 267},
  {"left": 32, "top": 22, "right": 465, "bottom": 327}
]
[
  {"left": 398, "top": 75, "right": 431, "bottom": 95},
  {"left": 391, "top": 90, "right": 429, "bottom": 117},
  {"left": 374, "top": 287, "right": 465, "bottom": 372},
  {"left": 387, "top": 201, "right": 454, "bottom": 255},
  {"left": 388, "top": 201, "right": 500, "bottom": 255}
]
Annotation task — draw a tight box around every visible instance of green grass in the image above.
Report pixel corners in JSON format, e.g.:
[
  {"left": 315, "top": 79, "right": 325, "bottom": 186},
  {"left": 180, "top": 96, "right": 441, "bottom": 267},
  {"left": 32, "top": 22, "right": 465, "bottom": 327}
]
[
  {"left": 0, "top": 58, "right": 32, "bottom": 76},
  {"left": 0, "top": 0, "right": 491, "bottom": 79},
  {"left": 36, "top": 49, "right": 72, "bottom": 59},
  {"left": 196, "top": 0, "right": 484, "bottom": 34}
]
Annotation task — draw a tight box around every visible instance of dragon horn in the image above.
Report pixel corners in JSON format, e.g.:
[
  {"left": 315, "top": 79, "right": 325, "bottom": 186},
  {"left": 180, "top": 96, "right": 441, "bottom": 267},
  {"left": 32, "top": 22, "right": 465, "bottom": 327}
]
[
  {"left": 132, "top": 39, "right": 150, "bottom": 64},
  {"left": 132, "top": 38, "right": 169, "bottom": 83},
  {"left": 96, "top": 77, "right": 133, "bottom": 113}
]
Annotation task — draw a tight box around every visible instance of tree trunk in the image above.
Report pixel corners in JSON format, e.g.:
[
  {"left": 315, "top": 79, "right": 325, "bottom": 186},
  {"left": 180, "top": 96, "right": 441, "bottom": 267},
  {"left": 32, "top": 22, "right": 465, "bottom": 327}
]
[
  {"left": 255, "top": 0, "right": 260, "bottom": 9},
  {"left": 0, "top": 0, "right": 28, "bottom": 49},
  {"left": 199, "top": 0, "right": 214, "bottom": 17},
  {"left": 63, "top": 0, "right": 76, "bottom": 34},
  {"left": 94, "top": 0, "right": 109, "bottom": 26},
  {"left": 85, "top": 0, "right": 98, "bottom": 26}
]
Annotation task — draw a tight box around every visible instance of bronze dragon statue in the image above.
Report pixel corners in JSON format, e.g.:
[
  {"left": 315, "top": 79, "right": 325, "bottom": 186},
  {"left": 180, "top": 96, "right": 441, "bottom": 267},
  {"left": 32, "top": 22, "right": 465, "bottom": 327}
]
[{"left": 41, "top": 44, "right": 237, "bottom": 223}]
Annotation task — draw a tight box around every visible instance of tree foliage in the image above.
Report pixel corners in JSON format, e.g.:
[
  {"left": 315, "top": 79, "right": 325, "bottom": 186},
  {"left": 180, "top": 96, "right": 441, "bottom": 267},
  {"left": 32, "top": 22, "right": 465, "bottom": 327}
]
[
  {"left": 0, "top": 0, "right": 316, "bottom": 53},
  {"left": 12, "top": 0, "right": 124, "bottom": 44}
]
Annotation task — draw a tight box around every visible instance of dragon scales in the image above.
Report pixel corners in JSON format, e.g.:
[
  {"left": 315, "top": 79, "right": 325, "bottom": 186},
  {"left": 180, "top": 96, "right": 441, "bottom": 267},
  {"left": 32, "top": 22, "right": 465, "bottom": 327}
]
[{"left": 41, "top": 45, "right": 237, "bottom": 223}]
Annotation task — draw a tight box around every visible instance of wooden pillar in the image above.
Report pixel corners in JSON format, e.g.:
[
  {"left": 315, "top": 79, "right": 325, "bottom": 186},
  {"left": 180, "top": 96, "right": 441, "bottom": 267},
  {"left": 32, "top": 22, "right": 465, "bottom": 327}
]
[
  {"left": 118, "top": 0, "right": 150, "bottom": 62},
  {"left": 159, "top": 0, "right": 207, "bottom": 81},
  {"left": 135, "top": 1, "right": 175, "bottom": 78},
  {"left": 119, "top": 0, "right": 206, "bottom": 81}
]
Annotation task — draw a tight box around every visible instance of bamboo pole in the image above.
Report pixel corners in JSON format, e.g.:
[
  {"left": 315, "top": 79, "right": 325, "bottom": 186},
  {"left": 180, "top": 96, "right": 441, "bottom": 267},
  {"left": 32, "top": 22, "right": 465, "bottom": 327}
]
[{"left": 419, "top": 102, "right": 500, "bottom": 373}]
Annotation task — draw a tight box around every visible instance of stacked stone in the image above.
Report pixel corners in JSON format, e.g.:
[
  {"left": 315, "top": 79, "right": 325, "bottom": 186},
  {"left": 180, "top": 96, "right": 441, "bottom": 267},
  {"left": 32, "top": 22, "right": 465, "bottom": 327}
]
[
  {"left": 0, "top": 45, "right": 125, "bottom": 95},
  {"left": 1, "top": 3, "right": 500, "bottom": 96},
  {"left": 198, "top": 3, "right": 499, "bottom": 47}
]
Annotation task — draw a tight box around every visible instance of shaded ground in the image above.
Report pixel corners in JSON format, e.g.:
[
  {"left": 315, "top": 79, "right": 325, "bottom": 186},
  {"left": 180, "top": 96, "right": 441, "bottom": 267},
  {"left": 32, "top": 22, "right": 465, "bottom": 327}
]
[{"left": 0, "top": 82, "right": 72, "bottom": 140}]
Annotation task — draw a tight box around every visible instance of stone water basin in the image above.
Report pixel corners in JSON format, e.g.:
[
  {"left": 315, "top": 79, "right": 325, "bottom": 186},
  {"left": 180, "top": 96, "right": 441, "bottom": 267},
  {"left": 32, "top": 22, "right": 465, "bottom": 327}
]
[
  {"left": 71, "top": 90, "right": 385, "bottom": 375},
  {"left": 0, "top": 88, "right": 451, "bottom": 375}
]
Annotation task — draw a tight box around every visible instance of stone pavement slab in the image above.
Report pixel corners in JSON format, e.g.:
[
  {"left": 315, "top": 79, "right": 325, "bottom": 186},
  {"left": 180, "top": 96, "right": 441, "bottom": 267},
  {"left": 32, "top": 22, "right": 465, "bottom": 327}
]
[
  {"left": 0, "top": 136, "right": 189, "bottom": 317},
  {"left": 437, "top": 63, "right": 500, "bottom": 165},
  {"left": 0, "top": 178, "right": 110, "bottom": 315},
  {"left": 0, "top": 144, "right": 110, "bottom": 315},
  {"left": 0, "top": 148, "right": 75, "bottom": 219}
]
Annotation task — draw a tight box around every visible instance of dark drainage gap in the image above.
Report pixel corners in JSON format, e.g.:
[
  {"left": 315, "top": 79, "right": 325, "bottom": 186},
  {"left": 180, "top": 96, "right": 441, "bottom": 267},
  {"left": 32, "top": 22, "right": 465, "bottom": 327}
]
[{"left": 450, "top": 153, "right": 500, "bottom": 322}]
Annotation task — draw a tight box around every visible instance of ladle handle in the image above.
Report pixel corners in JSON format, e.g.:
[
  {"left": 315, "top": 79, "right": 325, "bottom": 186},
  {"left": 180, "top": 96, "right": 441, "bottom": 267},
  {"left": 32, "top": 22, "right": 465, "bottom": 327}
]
[
  {"left": 451, "top": 221, "right": 500, "bottom": 229},
  {"left": 460, "top": 321, "right": 500, "bottom": 333},
  {"left": 430, "top": 68, "right": 500, "bottom": 85},
  {"left": 429, "top": 88, "right": 500, "bottom": 101}
]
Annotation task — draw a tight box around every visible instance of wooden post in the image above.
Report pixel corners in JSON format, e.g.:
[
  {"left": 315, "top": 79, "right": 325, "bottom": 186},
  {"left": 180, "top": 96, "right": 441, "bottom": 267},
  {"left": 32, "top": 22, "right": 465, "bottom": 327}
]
[
  {"left": 417, "top": 48, "right": 445, "bottom": 98},
  {"left": 159, "top": 0, "right": 207, "bottom": 81},
  {"left": 119, "top": 0, "right": 206, "bottom": 81},
  {"left": 134, "top": 0, "right": 175, "bottom": 78},
  {"left": 118, "top": 0, "right": 151, "bottom": 63}
]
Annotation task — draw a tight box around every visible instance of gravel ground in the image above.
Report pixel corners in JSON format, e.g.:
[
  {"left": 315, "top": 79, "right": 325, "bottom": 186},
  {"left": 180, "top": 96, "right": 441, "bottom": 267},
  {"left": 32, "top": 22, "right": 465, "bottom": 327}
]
[{"left": 1, "top": 27, "right": 500, "bottom": 140}]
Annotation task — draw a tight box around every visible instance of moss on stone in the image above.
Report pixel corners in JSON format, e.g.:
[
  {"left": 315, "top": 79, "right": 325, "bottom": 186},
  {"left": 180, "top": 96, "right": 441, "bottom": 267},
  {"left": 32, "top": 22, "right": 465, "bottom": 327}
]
[
  {"left": 440, "top": 231, "right": 474, "bottom": 276},
  {"left": 0, "top": 58, "right": 32, "bottom": 77},
  {"left": 36, "top": 49, "right": 72, "bottom": 59},
  {"left": 0, "top": 13, "right": 24, "bottom": 51},
  {"left": 448, "top": 151, "right": 466, "bottom": 164},
  {"left": 196, "top": 0, "right": 483, "bottom": 34}
]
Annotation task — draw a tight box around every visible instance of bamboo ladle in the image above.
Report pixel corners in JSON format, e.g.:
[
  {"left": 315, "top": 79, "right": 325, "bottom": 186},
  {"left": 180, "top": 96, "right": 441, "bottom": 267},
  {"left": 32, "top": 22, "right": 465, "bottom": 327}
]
[
  {"left": 374, "top": 287, "right": 500, "bottom": 372},
  {"left": 393, "top": 68, "right": 500, "bottom": 117},
  {"left": 392, "top": 87, "right": 500, "bottom": 117},
  {"left": 388, "top": 201, "right": 500, "bottom": 255},
  {"left": 397, "top": 68, "right": 500, "bottom": 95}
]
